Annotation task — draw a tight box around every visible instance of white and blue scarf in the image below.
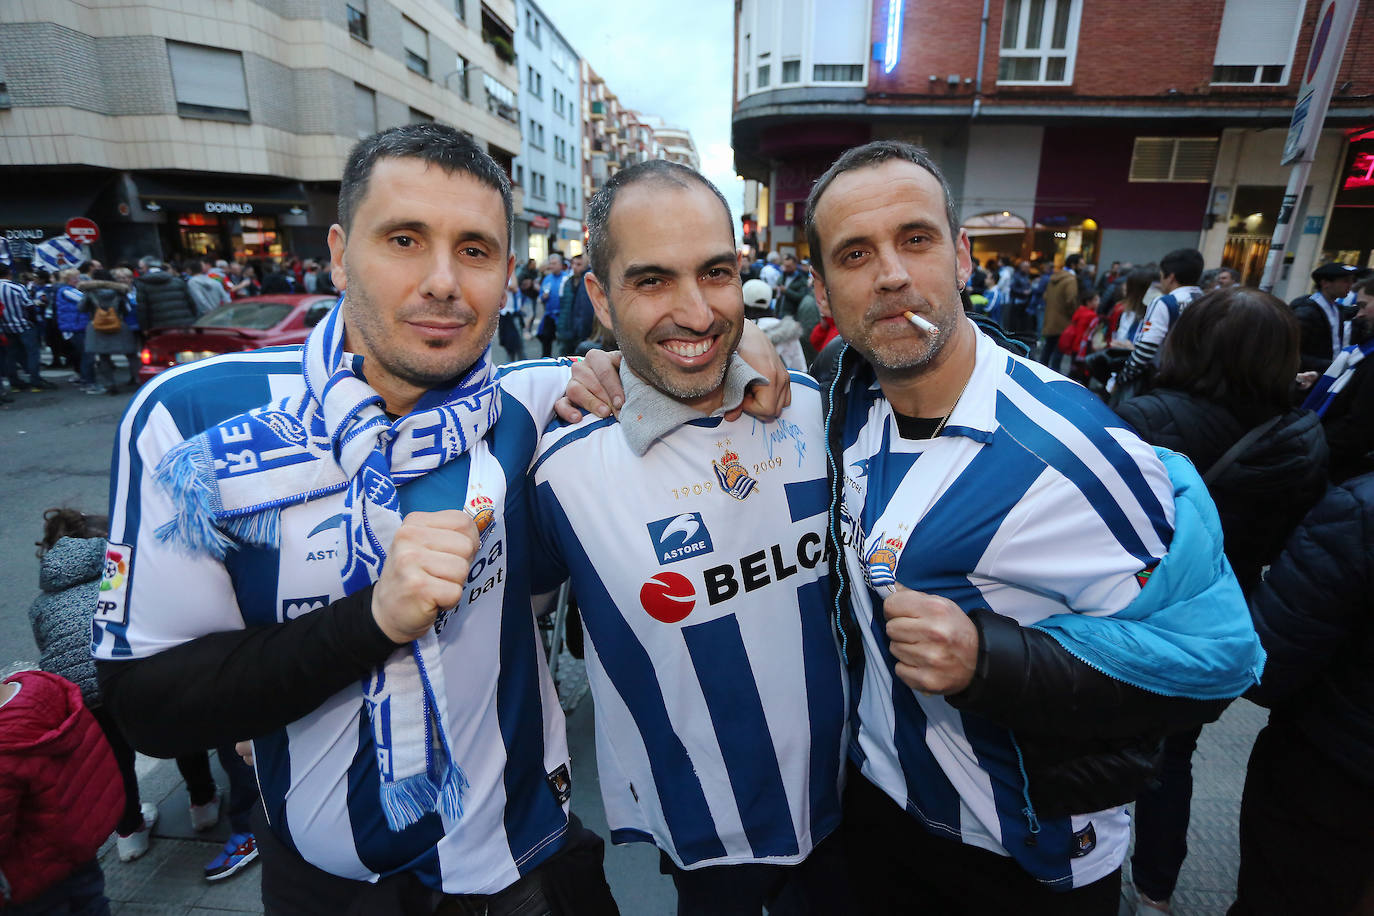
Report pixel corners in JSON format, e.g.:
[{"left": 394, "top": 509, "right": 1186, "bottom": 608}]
[
  {"left": 1302, "top": 338, "right": 1374, "bottom": 418},
  {"left": 154, "top": 302, "right": 501, "bottom": 831}
]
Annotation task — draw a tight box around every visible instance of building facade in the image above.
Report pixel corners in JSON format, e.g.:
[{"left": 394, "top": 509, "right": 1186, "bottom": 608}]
[
  {"left": 733, "top": 0, "right": 1374, "bottom": 300},
  {"left": 0, "top": 0, "right": 521, "bottom": 267},
  {"left": 513, "top": 0, "right": 581, "bottom": 263}
]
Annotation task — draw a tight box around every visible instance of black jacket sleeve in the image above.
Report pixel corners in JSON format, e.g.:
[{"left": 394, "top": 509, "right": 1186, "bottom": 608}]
[
  {"left": 95, "top": 585, "right": 399, "bottom": 758},
  {"left": 1293, "top": 299, "right": 1336, "bottom": 374},
  {"left": 1246, "top": 481, "right": 1367, "bottom": 707},
  {"left": 947, "top": 608, "right": 1226, "bottom": 739}
]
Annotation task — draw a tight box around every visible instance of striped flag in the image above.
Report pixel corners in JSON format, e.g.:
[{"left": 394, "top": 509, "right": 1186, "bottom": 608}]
[{"left": 32, "top": 235, "right": 84, "bottom": 272}]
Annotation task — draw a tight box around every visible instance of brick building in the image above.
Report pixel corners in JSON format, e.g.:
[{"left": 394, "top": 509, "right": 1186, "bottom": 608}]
[
  {"left": 733, "top": 0, "right": 1374, "bottom": 299},
  {"left": 0, "top": 0, "right": 522, "bottom": 266}
]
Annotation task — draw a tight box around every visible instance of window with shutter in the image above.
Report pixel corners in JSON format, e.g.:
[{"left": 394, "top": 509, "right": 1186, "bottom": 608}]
[
  {"left": 402, "top": 17, "right": 429, "bottom": 78},
  {"left": 1212, "top": 0, "right": 1306, "bottom": 85},
  {"left": 1129, "top": 138, "right": 1219, "bottom": 183},
  {"left": 167, "top": 42, "right": 250, "bottom": 121}
]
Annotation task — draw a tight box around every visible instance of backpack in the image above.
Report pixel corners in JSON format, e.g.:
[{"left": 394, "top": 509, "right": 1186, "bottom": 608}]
[{"left": 91, "top": 299, "right": 122, "bottom": 334}]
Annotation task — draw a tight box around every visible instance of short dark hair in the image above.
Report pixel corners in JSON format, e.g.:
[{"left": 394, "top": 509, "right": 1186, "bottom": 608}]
[
  {"left": 804, "top": 140, "right": 960, "bottom": 280},
  {"left": 585, "top": 159, "right": 734, "bottom": 282},
  {"left": 188, "top": 260, "right": 204, "bottom": 275},
  {"left": 1156, "top": 286, "right": 1299, "bottom": 411},
  {"left": 1160, "top": 248, "right": 1205, "bottom": 287},
  {"left": 1064, "top": 253, "right": 1082, "bottom": 269},
  {"left": 1355, "top": 275, "right": 1374, "bottom": 295},
  {"left": 338, "top": 124, "right": 513, "bottom": 251}
]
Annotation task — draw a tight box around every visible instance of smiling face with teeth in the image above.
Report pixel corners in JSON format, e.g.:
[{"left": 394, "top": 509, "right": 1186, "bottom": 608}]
[{"left": 586, "top": 180, "right": 743, "bottom": 413}]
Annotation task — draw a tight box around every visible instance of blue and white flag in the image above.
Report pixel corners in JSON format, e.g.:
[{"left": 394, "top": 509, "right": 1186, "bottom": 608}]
[{"left": 32, "top": 236, "right": 83, "bottom": 272}]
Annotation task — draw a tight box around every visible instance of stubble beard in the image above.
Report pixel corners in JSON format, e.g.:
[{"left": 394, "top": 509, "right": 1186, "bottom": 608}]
[
  {"left": 847, "top": 289, "right": 962, "bottom": 375},
  {"left": 609, "top": 305, "right": 741, "bottom": 404},
  {"left": 343, "top": 269, "right": 498, "bottom": 389}
]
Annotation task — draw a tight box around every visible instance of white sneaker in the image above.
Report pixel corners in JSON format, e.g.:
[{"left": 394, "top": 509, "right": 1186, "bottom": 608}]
[
  {"left": 189, "top": 790, "right": 221, "bottom": 832},
  {"left": 116, "top": 802, "right": 159, "bottom": 862}
]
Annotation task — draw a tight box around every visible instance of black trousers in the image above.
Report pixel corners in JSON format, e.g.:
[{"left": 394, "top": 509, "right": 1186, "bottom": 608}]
[
  {"left": 841, "top": 765, "right": 1121, "bottom": 915},
  {"left": 257, "top": 807, "right": 619, "bottom": 916},
  {"left": 89, "top": 705, "right": 144, "bottom": 836},
  {"left": 1229, "top": 721, "right": 1374, "bottom": 916},
  {"left": 659, "top": 831, "right": 854, "bottom": 916}
]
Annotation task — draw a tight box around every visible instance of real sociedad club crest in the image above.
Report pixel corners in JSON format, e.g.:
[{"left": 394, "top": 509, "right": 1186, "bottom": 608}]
[
  {"left": 466, "top": 494, "right": 495, "bottom": 542},
  {"left": 712, "top": 449, "right": 757, "bottom": 500},
  {"left": 864, "top": 534, "right": 903, "bottom": 591}
]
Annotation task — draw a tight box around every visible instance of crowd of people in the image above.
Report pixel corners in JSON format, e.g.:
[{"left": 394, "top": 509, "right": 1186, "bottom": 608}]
[
  {"left": 0, "top": 254, "right": 330, "bottom": 402},
  {"left": 5, "top": 124, "right": 1371, "bottom": 916}
]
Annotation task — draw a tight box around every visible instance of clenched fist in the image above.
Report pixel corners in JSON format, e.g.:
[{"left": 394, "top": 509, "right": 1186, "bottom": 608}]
[
  {"left": 883, "top": 585, "right": 979, "bottom": 695},
  {"left": 372, "top": 510, "right": 479, "bottom": 645}
]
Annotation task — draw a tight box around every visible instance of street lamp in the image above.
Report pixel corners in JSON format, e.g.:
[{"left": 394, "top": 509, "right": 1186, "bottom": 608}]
[{"left": 442, "top": 64, "right": 483, "bottom": 101}]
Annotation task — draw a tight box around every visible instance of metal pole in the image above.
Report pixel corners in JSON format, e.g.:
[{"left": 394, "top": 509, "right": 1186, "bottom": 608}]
[{"left": 1258, "top": 161, "right": 1313, "bottom": 293}]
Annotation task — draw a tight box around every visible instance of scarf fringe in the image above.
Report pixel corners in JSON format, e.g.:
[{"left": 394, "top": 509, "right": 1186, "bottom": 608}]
[
  {"left": 152, "top": 438, "right": 283, "bottom": 556},
  {"left": 438, "top": 758, "right": 469, "bottom": 822},
  {"left": 379, "top": 774, "right": 442, "bottom": 831},
  {"left": 152, "top": 439, "right": 236, "bottom": 558}
]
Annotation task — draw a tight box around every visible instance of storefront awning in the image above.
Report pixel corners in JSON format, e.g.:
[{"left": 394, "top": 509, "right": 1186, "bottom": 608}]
[
  {"left": 130, "top": 174, "right": 309, "bottom": 216},
  {"left": 0, "top": 171, "right": 114, "bottom": 228}
]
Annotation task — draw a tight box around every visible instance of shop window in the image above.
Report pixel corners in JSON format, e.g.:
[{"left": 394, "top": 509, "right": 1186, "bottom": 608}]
[
  {"left": 168, "top": 42, "right": 250, "bottom": 122},
  {"left": 347, "top": 2, "right": 368, "bottom": 43},
  {"left": 1129, "top": 137, "right": 1219, "bottom": 183},
  {"left": 997, "top": 0, "right": 1080, "bottom": 85},
  {"left": 403, "top": 17, "right": 429, "bottom": 79},
  {"left": 1211, "top": 0, "right": 1305, "bottom": 86}
]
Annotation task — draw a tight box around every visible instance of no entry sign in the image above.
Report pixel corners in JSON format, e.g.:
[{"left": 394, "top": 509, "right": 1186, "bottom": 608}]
[{"left": 65, "top": 217, "right": 100, "bottom": 246}]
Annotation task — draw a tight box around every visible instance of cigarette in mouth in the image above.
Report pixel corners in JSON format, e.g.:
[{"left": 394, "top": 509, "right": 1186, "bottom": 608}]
[{"left": 904, "top": 311, "right": 938, "bottom": 334}]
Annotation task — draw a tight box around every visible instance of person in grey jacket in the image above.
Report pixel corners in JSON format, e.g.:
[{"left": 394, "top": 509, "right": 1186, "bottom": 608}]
[{"left": 28, "top": 508, "right": 159, "bottom": 861}]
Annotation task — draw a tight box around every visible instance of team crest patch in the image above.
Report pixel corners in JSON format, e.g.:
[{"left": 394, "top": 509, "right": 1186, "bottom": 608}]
[
  {"left": 1070, "top": 822, "right": 1096, "bottom": 858},
  {"left": 546, "top": 763, "right": 572, "bottom": 805},
  {"left": 95, "top": 543, "right": 133, "bottom": 626},
  {"left": 466, "top": 494, "right": 496, "bottom": 542},
  {"left": 712, "top": 450, "right": 757, "bottom": 500},
  {"left": 864, "top": 534, "right": 903, "bottom": 590}
]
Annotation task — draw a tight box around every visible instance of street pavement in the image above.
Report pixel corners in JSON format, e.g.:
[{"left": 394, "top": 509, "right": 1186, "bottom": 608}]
[{"left": 2, "top": 358, "right": 1266, "bottom": 915}]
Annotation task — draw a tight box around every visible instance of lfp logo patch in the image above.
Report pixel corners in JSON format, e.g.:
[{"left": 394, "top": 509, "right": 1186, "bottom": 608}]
[
  {"left": 646, "top": 512, "right": 713, "bottom": 565},
  {"left": 95, "top": 543, "right": 133, "bottom": 626}
]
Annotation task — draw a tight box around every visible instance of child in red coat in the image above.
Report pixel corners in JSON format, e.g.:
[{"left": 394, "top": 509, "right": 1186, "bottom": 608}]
[{"left": 0, "top": 670, "right": 122, "bottom": 914}]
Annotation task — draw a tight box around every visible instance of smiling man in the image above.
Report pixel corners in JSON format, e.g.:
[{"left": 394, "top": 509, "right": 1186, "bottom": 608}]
[
  {"left": 528, "top": 160, "right": 849, "bottom": 915},
  {"left": 94, "top": 125, "right": 617, "bottom": 916},
  {"left": 806, "top": 140, "right": 1263, "bottom": 914}
]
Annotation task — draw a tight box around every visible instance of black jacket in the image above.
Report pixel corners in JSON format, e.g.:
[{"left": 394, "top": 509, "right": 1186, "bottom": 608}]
[
  {"left": 817, "top": 318, "right": 1222, "bottom": 817},
  {"left": 133, "top": 271, "right": 197, "bottom": 332},
  {"left": 1321, "top": 357, "right": 1374, "bottom": 484},
  {"left": 1246, "top": 472, "right": 1374, "bottom": 786},
  {"left": 1291, "top": 295, "right": 1338, "bottom": 374},
  {"left": 1116, "top": 390, "right": 1329, "bottom": 594}
]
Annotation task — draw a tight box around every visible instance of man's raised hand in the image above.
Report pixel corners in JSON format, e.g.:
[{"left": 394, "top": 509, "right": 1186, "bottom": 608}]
[
  {"left": 372, "top": 510, "right": 479, "bottom": 644},
  {"left": 883, "top": 584, "right": 979, "bottom": 695}
]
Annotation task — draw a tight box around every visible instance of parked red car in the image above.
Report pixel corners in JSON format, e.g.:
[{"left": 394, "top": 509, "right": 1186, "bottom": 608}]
[{"left": 138, "top": 294, "right": 336, "bottom": 384}]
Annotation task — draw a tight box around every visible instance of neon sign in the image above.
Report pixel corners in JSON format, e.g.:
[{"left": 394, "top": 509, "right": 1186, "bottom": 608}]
[{"left": 884, "top": 0, "right": 904, "bottom": 74}]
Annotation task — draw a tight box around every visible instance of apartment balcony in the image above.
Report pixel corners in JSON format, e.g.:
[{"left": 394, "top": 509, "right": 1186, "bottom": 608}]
[{"left": 590, "top": 100, "right": 605, "bottom": 120}]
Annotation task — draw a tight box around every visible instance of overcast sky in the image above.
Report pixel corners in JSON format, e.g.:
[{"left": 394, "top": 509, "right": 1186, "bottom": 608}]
[{"left": 533, "top": 0, "right": 745, "bottom": 223}]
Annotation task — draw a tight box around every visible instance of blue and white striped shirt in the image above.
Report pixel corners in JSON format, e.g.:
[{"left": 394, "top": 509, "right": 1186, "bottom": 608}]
[
  {"left": 836, "top": 323, "right": 1175, "bottom": 891},
  {"left": 94, "top": 349, "right": 577, "bottom": 895},
  {"left": 0, "top": 278, "right": 32, "bottom": 334},
  {"left": 530, "top": 372, "right": 847, "bottom": 869}
]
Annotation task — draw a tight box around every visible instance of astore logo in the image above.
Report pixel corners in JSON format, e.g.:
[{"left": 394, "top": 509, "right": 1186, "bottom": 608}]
[{"left": 639, "top": 572, "right": 696, "bottom": 623}]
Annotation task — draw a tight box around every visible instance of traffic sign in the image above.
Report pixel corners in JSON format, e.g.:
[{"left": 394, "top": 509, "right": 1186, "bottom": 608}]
[{"left": 65, "top": 217, "right": 100, "bottom": 246}]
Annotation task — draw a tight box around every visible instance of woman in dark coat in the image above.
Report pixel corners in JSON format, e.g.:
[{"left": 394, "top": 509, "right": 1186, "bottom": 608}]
[{"left": 1114, "top": 286, "right": 1330, "bottom": 914}]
